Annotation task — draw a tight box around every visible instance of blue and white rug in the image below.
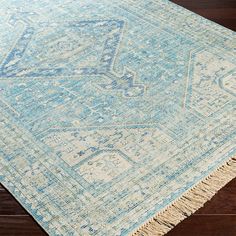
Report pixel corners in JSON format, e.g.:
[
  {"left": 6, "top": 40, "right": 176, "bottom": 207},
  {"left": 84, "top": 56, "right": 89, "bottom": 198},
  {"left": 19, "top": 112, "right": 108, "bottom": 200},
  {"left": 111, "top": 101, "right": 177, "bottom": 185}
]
[{"left": 0, "top": 0, "right": 235, "bottom": 235}]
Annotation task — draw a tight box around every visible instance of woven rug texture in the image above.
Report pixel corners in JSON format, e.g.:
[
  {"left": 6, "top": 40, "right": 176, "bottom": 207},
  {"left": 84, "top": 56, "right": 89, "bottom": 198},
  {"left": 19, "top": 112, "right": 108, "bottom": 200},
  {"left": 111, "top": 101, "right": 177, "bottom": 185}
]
[{"left": 0, "top": 0, "right": 236, "bottom": 235}]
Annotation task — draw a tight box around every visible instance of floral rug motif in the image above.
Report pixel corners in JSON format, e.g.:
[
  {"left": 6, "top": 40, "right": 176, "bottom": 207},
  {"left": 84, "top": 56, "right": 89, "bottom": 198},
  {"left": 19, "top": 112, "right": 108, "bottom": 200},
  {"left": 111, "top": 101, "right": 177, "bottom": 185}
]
[{"left": 0, "top": 0, "right": 235, "bottom": 235}]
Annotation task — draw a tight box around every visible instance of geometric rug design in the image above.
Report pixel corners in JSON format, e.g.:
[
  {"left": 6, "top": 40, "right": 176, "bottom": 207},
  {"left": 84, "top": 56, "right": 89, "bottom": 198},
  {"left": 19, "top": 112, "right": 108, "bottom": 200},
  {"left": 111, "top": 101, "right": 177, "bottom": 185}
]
[{"left": 0, "top": 0, "right": 235, "bottom": 235}]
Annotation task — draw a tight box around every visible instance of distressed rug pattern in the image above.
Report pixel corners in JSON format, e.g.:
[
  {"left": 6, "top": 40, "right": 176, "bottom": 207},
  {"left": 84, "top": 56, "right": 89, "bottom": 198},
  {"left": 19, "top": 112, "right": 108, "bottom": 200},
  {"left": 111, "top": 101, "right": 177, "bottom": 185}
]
[{"left": 0, "top": 0, "right": 235, "bottom": 235}]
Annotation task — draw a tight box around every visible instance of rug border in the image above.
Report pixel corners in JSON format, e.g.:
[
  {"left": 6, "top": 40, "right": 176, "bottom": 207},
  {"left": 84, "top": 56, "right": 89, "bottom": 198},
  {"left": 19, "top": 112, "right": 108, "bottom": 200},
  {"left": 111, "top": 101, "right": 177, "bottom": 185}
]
[
  {"left": 1, "top": 151, "right": 235, "bottom": 236},
  {"left": 131, "top": 156, "right": 236, "bottom": 236}
]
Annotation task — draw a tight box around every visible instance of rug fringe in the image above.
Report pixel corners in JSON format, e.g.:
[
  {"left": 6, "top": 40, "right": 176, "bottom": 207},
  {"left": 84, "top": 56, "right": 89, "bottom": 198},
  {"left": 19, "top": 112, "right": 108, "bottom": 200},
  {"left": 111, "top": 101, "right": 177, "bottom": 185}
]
[{"left": 131, "top": 156, "right": 236, "bottom": 236}]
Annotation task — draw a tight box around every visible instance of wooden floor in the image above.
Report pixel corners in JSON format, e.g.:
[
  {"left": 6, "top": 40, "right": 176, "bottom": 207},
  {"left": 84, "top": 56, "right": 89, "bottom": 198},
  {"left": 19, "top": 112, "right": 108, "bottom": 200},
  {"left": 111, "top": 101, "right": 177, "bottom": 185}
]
[{"left": 1, "top": 0, "right": 236, "bottom": 235}]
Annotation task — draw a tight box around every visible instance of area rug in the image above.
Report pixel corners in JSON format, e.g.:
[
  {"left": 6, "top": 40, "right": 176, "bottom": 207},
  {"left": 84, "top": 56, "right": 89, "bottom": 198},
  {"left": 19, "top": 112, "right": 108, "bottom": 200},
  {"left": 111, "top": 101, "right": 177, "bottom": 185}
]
[{"left": 0, "top": 0, "right": 235, "bottom": 235}]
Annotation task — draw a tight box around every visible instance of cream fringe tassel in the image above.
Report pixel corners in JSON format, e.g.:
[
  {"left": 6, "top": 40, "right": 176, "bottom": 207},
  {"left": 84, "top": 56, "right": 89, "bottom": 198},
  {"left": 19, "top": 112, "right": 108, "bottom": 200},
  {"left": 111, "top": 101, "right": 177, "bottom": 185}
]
[{"left": 131, "top": 156, "right": 236, "bottom": 236}]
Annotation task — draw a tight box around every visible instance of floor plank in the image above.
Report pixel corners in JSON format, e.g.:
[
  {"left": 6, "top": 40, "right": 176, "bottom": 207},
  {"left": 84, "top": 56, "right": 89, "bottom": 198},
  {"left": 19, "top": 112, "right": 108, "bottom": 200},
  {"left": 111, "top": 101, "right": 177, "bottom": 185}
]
[
  {"left": 0, "top": 191, "right": 28, "bottom": 215},
  {"left": 0, "top": 216, "right": 47, "bottom": 236},
  {"left": 196, "top": 179, "right": 236, "bottom": 215},
  {"left": 171, "top": 0, "right": 236, "bottom": 9},
  {"left": 166, "top": 215, "right": 236, "bottom": 236},
  {"left": 171, "top": 0, "right": 236, "bottom": 30},
  {"left": 0, "top": 185, "right": 5, "bottom": 191}
]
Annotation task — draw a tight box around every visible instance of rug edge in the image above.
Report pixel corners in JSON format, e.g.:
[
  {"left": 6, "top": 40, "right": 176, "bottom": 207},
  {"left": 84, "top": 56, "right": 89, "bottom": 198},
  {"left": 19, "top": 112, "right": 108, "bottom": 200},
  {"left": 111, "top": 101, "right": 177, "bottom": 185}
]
[{"left": 131, "top": 155, "right": 236, "bottom": 236}]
